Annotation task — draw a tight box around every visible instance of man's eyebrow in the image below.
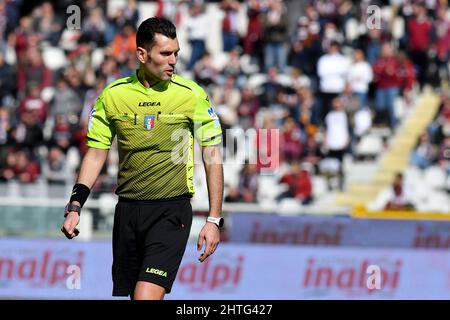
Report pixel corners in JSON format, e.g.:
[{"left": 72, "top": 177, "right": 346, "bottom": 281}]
[{"left": 160, "top": 48, "right": 180, "bottom": 54}]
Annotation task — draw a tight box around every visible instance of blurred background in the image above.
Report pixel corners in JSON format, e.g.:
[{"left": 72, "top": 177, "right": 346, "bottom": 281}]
[{"left": 0, "top": 0, "right": 449, "bottom": 299}]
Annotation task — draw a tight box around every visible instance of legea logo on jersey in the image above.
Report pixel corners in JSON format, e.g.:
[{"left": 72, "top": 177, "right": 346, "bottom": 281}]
[
  {"left": 139, "top": 102, "right": 161, "bottom": 107},
  {"left": 143, "top": 115, "right": 155, "bottom": 130}
]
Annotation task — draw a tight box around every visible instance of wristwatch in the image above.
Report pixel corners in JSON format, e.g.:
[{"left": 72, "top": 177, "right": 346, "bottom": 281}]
[
  {"left": 206, "top": 216, "right": 224, "bottom": 229},
  {"left": 64, "top": 203, "right": 81, "bottom": 217}
]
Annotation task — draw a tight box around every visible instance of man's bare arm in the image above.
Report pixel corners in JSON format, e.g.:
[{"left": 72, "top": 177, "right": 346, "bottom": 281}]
[
  {"left": 202, "top": 145, "right": 224, "bottom": 217},
  {"left": 61, "top": 147, "right": 109, "bottom": 239},
  {"left": 75, "top": 147, "right": 110, "bottom": 188},
  {"left": 197, "top": 145, "right": 223, "bottom": 262}
]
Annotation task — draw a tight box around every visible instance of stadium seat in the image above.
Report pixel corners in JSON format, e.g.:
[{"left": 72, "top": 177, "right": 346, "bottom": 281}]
[
  {"left": 355, "top": 134, "right": 384, "bottom": 159},
  {"left": 91, "top": 48, "right": 105, "bottom": 70},
  {"left": 240, "top": 54, "right": 260, "bottom": 74},
  {"left": 424, "top": 166, "right": 447, "bottom": 189},
  {"left": 257, "top": 175, "right": 285, "bottom": 203},
  {"left": 213, "top": 52, "right": 230, "bottom": 71},
  {"left": 42, "top": 47, "right": 67, "bottom": 70},
  {"left": 312, "top": 176, "right": 328, "bottom": 198},
  {"left": 247, "top": 73, "right": 267, "bottom": 89},
  {"left": 276, "top": 74, "right": 293, "bottom": 87},
  {"left": 278, "top": 198, "right": 302, "bottom": 215},
  {"left": 40, "top": 86, "right": 55, "bottom": 103}
]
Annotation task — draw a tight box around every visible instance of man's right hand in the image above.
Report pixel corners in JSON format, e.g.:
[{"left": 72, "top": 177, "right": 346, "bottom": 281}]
[{"left": 61, "top": 211, "right": 80, "bottom": 239}]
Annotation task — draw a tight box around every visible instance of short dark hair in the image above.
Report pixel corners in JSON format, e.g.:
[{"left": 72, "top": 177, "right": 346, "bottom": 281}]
[{"left": 136, "top": 17, "right": 177, "bottom": 49}]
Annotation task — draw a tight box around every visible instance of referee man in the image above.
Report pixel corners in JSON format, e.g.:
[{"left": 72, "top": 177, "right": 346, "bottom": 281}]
[{"left": 61, "top": 17, "right": 224, "bottom": 300}]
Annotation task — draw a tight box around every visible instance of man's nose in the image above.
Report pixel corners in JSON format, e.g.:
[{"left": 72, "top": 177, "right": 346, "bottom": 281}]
[{"left": 169, "top": 54, "right": 177, "bottom": 65}]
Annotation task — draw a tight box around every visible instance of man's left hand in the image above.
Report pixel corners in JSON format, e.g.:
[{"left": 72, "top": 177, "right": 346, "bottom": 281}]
[{"left": 197, "top": 222, "right": 220, "bottom": 263}]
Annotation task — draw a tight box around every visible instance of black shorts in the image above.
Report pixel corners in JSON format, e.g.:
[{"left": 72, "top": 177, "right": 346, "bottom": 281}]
[{"left": 112, "top": 196, "right": 192, "bottom": 296}]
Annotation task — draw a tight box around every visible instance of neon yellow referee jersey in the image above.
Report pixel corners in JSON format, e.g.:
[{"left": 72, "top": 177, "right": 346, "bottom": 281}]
[{"left": 86, "top": 73, "right": 222, "bottom": 200}]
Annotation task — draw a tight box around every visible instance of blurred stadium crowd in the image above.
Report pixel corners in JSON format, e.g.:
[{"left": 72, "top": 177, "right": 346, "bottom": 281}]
[{"left": 0, "top": 0, "right": 448, "bottom": 210}]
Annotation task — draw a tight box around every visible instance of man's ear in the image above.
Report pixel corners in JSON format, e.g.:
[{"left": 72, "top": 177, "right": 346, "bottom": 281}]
[{"left": 136, "top": 46, "right": 148, "bottom": 64}]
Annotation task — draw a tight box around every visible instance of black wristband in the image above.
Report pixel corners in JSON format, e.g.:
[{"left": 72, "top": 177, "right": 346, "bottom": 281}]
[{"left": 69, "top": 183, "right": 91, "bottom": 208}]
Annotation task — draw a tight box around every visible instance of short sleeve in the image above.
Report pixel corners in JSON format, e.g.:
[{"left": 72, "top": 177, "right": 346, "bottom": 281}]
[
  {"left": 192, "top": 88, "right": 222, "bottom": 147},
  {"left": 86, "top": 96, "right": 116, "bottom": 149}
]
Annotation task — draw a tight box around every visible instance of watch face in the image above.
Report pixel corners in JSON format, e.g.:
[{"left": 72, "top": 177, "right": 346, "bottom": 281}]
[{"left": 218, "top": 218, "right": 224, "bottom": 228}]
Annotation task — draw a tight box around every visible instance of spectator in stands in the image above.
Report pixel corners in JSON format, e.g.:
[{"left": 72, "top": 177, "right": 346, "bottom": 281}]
[
  {"left": 82, "top": 7, "right": 107, "bottom": 46},
  {"left": 123, "top": 0, "right": 139, "bottom": 27},
  {"left": 0, "top": 107, "right": 11, "bottom": 146},
  {"left": 11, "top": 112, "right": 44, "bottom": 153},
  {"left": 0, "top": 149, "right": 17, "bottom": 181},
  {"left": 364, "top": 28, "right": 387, "bottom": 66},
  {"left": 317, "top": 41, "right": 350, "bottom": 122},
  {"left": 80, "top": 75, "right": 107, "bottom": 128},
  {"left": 212, "top": 74, "right": 241, "bottom": 127},
  {"left": 410, "top": 133, "right": 437, "bottom": 170},
  {"left": 0, "top": 52, "right": 16, "bottom": 105},
  {"left": 437, "top": 136, "right": 450, "bottom": 175},
  {"left": 0, "top": 0, "right": 448, "bottom": 212},
  {"left": 267, "top": 89, "right": 289, "bottom": 128},
  {"left": 256, "top": 115, "right": 279, "bottom": 173},
  {"left": 155, "top": 0, "right": 181, "bottom": 24},
  {"left": 297, "top": 86, "right": 320, "bottom": 132},
  {"left": 347, "top": 48, "right": 373, "bottom": 110},
  {"left": 185, "top": 2, "right": 208, "bottom": 70},
  {"left": 111, "top": 23, "right": 136, "bottom": 64},
  {"left": 16, "top": 48, "right": 52, "bottom": 97},
  {"left": 193, "top": 51, "right": 219, "bottom": 88},
  {"left": 324, "top": 97, "right": 350, "bottom": 190},
  {"left": 406, "top": 3, "right": 433, "bottom": 88},
  {"left": 99, "top": 56, "right": 122, "bottom": 84},
  {"left": 15, "top": 149, "right": 40, "bottom": 183},
  {"left": 340, "top": 84, "right": 361, "bottom": 123},
  {"left": 120, "top": 54, "right": 138, "bottom": 77},
  {"left": 68, "top": 43, "right": 94, "bottom": 78},
  {"left": 262, "top": 0, "right": 288, "bottom": 72},
  {"left": 385, "top": 173, "right": 415, "bottom": 210},
  {"left": 18, "top": 83, "right": 48, "bottom": 124},
  {"left": 397, "top": 51, "right": 416, "bottom": 107},
  {"left": 42, "top": 146, "right": 70, "bottom": 184},
  {"left": 243, "top": 0, "right": 264, "bottom": 69},
  {"left": 428, "top": 94, "right": 450, "bottom": 145},
  {"left": 260, "top": 66, "right": 284, "bottom": 107},
  {"left": 277, "top": 161, "right": 313, "bottom": 205},
  {"left": 221, "top": 0, "right": 241, "bottom": 52},
  {"left": 220, "top": 49, "right": 246, "bottom": 88},
  {"left": 435, "top": 7, "right": 450, "bottom": 83},
  {"left": 237, "top": 85, "right": 260, "bottom": 130},
  {"left": 32, "top": 2, "right": 62, "bottom": 46},
  {"left": 321, "top": 22, "right": 344, "bottom": 51},
  {"left": 280, "top": 116, "right": 303, "bottom": 164},
  {"left": 289, "top": 15, "right": 321, "bottom": 77},
  {"left": 373, "top": 43, "right": 401, "bottom": 129},
  {"left": 49, "top": 114, "right": 73, "bottom": 153},
  {"left": 0, "top": 149, "right": 40, "bottom": 183},
  {"left": 353, "top": 106, "right": 372, "bottom": 142},
  {"left": 12, "top": 16, "right": 34, "bottom": 63},
  {"left": 51, "top": 78, "right": 82, "bottom": 122},
  {"left": 302, "top": 134, "right": 323, "bottom": 173},
  {"left": 225, "top": 161, "right": 259, "bottom": 203}
]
